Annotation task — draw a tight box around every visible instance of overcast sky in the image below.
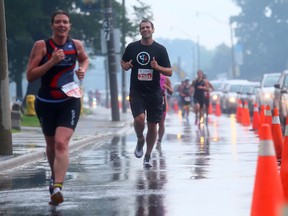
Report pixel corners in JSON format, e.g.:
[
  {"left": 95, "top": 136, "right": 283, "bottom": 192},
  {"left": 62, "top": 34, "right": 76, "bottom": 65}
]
[{"left": 121, "top": 0, "right": 241, "bottom": 49}]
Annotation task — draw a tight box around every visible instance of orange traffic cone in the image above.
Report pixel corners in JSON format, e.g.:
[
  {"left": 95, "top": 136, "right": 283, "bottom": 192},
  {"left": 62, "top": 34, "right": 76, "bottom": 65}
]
[
  {"left": 265, "top": 105, "right": 273, "bottom": 128},
  {"left": 280, "top": 118, "right": 288, "bottom": 202},
  {"left": 259, "top": 105, "right": 266, "bottom": 125},
  {"left": 252, "top": 103, "right": 260, "bottom": 131},
  {"left": 258, "top": 104, "right": 266, "bottom": 137},
  {"left": 215, "top": 101, "right": 221, "bottom": 117},
  {"left": 236, "top": 99, "right": 243, "bottom": 123},
  {"left": 241, "top": 101, "right": 251, "bottom": 126},
  {"left": 208, "top": 102, "right": 213, "bottom": 115},
  {"left": 251, "top": 124, "right": 284, "bottom": 216},
  {"left": 173, "top": 100, "right": 179, "bottom": 113},
  {"left": 272, "top": 107, "right": 283, "bottom": 161}
]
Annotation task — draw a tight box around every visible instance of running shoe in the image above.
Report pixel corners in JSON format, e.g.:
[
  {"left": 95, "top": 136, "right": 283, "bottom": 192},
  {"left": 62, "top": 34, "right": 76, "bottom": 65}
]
[
  {"left": 49, "top": 188, "right": 64, "bottom": 206},
  {"left": 143, "top": 154, "right": 153, "bottom": 168},
  {"left": 195, "top": 118, "right": 199, "bottom": 125},
  {"left": 134, "top": 137, "right": 144, "bottom": 158},
  {"left": 49, "top": 178, "right": 54, "bottom": 195},
  {"left": 156, "top": 141, "right": 161, "bottom": 150}
]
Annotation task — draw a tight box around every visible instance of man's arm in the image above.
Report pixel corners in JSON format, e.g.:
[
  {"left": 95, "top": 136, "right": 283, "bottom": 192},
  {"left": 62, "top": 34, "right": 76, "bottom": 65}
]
[{"left": 151, "top": 57, "right": 172, "bottom": 77}]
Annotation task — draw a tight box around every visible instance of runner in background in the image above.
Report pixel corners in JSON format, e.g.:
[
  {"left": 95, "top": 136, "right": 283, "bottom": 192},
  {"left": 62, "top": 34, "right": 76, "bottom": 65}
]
[
  {"left": 156, "top": 74, "right": 173, "bottom": 149},
  {"left": 192, "top": 70, "right": 209, "bottom": 126},
  {"left": 179, "top": 77, "right": 193, "bottom": 121},
  {"left": 203, "top": 74, "right": 214, "bottom": 124}
]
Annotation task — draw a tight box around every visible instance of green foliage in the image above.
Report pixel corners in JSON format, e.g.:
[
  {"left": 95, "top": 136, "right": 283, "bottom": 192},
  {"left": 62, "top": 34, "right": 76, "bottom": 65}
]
[
  {"left": 21, "top": 114, "right": 40, "bottom": 127},
  {"left": 231, "top": 0, "right": 288, "bottom": 79},
  {"left": 130, "top": 0, "right": 153, "bottom": 39},
  {"left": 208, "top": 44, "right": 232, "bottom": 79}
]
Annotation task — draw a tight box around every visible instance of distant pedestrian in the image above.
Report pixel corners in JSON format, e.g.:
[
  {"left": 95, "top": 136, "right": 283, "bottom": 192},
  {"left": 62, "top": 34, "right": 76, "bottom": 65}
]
[
  {"left": 121, "top": 19, "right": 172, "bottom": 168},
  {"left": 156, "top": 74, "right": 173, "bottom": 149},
  {"left": 26, "top": 10, "right": 89, "bottom": 206}
]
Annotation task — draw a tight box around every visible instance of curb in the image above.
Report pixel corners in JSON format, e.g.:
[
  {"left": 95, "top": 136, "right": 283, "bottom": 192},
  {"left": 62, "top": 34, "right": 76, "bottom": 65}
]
[{"left": 0, "top": 119, "right": 133, "bottom": 173}]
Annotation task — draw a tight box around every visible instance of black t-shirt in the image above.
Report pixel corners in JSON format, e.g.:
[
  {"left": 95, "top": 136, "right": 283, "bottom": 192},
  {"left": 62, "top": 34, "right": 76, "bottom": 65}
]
[{"left": 122, "top": 40, "right": 171, "bottom": 96}]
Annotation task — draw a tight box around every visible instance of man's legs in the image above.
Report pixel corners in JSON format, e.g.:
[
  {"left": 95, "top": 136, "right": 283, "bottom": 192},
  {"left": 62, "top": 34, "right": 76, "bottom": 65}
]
[
  {"left": 134, "top": 113, "right": 145, "bottom": 138},
  {"left": 156, "top": 114, "right": 166, "bottom": 148},
  {"left": 146, "top": 121, "right": 158, "bottom": 152},
  {"left": 133, "top": 113, "right": 145, "bottom": 158}
]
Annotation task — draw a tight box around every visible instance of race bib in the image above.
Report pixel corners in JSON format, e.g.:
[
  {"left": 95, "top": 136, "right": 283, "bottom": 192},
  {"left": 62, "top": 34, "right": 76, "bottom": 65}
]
[
  {"left": 61, "top": 82, "right": 83, "bottom": 98},
  {"left": 138, "top": 69, "right": 153, "bottom": 81},
  {"left": 184, "top": 96, "right": 191, "bottom": 102}
]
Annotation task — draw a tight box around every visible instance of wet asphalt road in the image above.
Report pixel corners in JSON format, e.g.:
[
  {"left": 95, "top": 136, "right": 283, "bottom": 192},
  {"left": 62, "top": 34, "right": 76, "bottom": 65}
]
[{"left": 0, "top": 112, "right": 259, "bottom": 216}]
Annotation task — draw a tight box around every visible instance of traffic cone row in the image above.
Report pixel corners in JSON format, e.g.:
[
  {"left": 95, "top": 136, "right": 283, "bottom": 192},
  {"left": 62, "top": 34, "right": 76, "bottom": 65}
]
[
  {"left": 212, "top": 101, "right": 288, "bottom": 214},
  {"left": 252, "top": 103, "right": 260, "bottom": 131},
  {"left": 272, "top": 107, "right": 283, "bottom": 161},
  {"left": 251, "top": 124, "right": 284, "bottom": 216},
  {"left": 236, "top": 99, "right": 243, "bottom": 123},
  {"left": 208, "top": 102, "right": 213, "bottom": 115},
  {"left": 249, "top": 104, "right": 288, "bottom": 215},
  {"left": 280, "top": 118, "right": 288, "bottom": 202},
  {"left": 241, "top": 101, "right": 251, "bottom": 126},
  {"left": 214, "top": 100, "right": 221, "bottom": 117},
  {"left": 265, "top": 105, "right": 273, "bottom": 129},
  {"left": 173, "top": 100, "right": 179, "bottom": 113}
]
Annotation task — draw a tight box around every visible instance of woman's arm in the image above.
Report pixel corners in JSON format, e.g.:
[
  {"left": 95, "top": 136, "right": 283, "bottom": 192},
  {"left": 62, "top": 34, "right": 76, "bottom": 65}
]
[
  {"left": 74, "top": 39, "right": 89, "bottom": 80},
  {"left": 164, "top": 77, "right": 173, "bottom": 95},
  {"left": 26, "top": 40, "right": 59, "bottom": 82}
]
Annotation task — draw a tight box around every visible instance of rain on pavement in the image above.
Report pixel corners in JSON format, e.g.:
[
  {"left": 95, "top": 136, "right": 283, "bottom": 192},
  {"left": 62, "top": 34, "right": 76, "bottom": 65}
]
[{"left": 0, "top": 112, "right": 259, "bottom": 216}]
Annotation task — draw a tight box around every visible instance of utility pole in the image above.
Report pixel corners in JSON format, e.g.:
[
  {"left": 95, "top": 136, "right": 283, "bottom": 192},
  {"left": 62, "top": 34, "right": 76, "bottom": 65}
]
[
  {"left": 104, "top": 0, "right": 120, "bottom": 121},
  {"left": 0, "top": 0, "right": 13, "bottom": 155},
  {"left": 197, "top": 35, "right": 200, "bottom": 70},
  {"left": 121, "top": 0, "right": 127, "bottom": 113},
  {"left": 230, "top": 21, "right": 236, "bottom": 79}
]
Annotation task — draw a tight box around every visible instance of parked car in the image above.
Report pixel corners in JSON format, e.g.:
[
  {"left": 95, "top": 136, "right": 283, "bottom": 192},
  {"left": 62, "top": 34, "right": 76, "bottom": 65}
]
[
  {"left": 273, "top": 70, "right": 288, "bottom": 130},
  {"left": 256, "top": 72, "right": 281, "bottom": 108},
  {"left": 237, "top": 81, "right": 260, "bottom": 115},
  {"left": 219, "top": 79, "right": 249, "bottom": 114},
  {"left": 247, "top": 85, "right": 260, "bottom": 115},
  {"left": 209, "top": 79, "right": 225, "bottom": 106}
]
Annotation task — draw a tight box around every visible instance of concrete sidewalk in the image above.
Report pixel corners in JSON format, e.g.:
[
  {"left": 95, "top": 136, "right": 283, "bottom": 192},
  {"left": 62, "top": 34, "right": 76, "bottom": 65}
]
[{"left": 0, "top": 107, "right": 133, "bottom": 172}]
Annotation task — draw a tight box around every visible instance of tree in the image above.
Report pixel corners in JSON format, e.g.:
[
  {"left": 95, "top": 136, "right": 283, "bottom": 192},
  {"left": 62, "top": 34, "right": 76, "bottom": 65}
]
[
  {"left": 207, "top": 43, "right": 232, "bottom": 80},
  {"left": 129, "top": 0, "right": 153, "bottom": 40},
  {"left": 231, "top": 0, "right": 288, "bottom": 80}
]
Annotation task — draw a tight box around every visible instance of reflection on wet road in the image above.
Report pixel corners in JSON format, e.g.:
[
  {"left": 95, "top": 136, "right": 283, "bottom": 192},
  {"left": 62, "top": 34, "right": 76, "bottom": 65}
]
[{"left": 0, "top": 113, "right": 259, "bottom": 216}]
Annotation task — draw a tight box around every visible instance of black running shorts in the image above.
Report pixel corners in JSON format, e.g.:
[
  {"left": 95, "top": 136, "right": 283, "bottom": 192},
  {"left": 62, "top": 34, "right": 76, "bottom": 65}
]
[
  {"left": 193, "top": 96, "right": 205, "bottom": 109},
  {"left": 129, "top": 91, "right": 163, "bottom": 123},
  {"left": 35, "top": 97, "right": 81, "bottom": 136}
]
